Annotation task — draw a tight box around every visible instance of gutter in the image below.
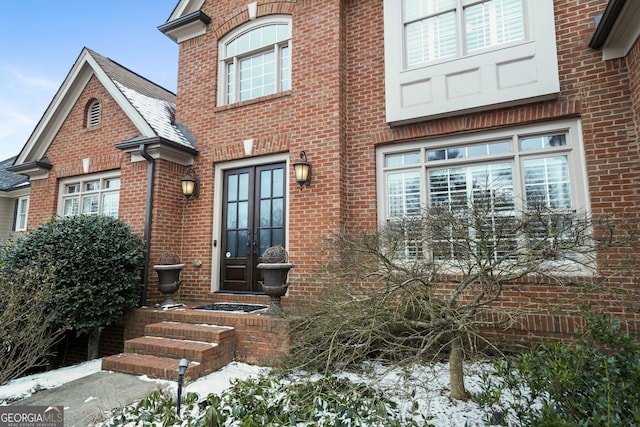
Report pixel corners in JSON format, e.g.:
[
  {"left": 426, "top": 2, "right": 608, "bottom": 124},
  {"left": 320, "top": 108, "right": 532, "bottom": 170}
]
[
  {"left": 116, "top": 135, "right": 197, "bottom": 305},
  {"left": 115, "top": 136, "right": 198, "bottom": 156},
  {"left": 139, "top": 144, "right": 155, "bottom": 306},
  {"left": 589, "top": 0, "right": 627, "bottom": 49}
]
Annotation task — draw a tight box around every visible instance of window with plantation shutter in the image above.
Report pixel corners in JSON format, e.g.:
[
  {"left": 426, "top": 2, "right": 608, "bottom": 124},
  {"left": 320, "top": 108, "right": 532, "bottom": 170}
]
[
  {"left": 377, "top": 119, "right": 589, "bottom": 262},
  {"left": 384, "top": 0, "right": 560, "bottom": 125}
]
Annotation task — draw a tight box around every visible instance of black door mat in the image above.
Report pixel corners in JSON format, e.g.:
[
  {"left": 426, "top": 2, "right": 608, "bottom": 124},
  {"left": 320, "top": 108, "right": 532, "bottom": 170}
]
[{"left": 192, "top": 303, "right": 267, "bottom": 313}]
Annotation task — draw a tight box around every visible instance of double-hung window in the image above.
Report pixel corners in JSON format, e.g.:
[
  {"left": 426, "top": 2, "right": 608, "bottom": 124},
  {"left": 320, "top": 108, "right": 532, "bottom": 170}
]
[
  {"left": 377, "top": 119, "right": 588, "bottom": 261},
  {"left": 219, "top": 16, "right": 291, "bottom": 105},
  {"left": 14, "top": 196, "right": 29, "bottom": 232},
  {"left": 59, "top": 172, "right": 120, "bottom": 218}
]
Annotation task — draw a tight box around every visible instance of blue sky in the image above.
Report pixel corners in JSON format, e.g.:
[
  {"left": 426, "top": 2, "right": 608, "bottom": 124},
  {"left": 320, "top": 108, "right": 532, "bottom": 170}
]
[{"left": 0, "top": 1, "right": 181, "bottom": 161}]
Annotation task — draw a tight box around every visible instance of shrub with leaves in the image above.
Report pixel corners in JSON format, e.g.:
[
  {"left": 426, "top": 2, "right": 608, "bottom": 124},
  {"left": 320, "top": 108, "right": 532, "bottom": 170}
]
[
  {"left": 110, "top": 373, "right": 429, "bottom": 426},
  {"left": 0, "top": 263, "right": 66, "bottom": 385},
  {"left": 476, "top": 310, "right": 640, "bottom": 426},
  {"left": 1, "top": 215, "right": 144, "bottom": 360}
]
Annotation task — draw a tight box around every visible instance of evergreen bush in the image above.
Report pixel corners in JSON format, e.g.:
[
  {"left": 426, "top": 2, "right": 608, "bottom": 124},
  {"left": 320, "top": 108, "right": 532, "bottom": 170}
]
[
  {"left": 110, "top": 373, "right": 429, "bottom": 426},
  {"left": 1, "top": 215, "right": 144, "bottom": 359},
  {"left": 476, "top": 310, "right": 640, "bottom": 426}
]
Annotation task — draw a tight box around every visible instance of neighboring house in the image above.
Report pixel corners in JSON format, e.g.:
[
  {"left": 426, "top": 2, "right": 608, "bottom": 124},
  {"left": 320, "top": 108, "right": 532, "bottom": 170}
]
[
  {"left": 0, "top": 156, "right": 30, "bottom": 245},
  {"left": 8, "top": 0, "right": 640, "bottom": 341}
]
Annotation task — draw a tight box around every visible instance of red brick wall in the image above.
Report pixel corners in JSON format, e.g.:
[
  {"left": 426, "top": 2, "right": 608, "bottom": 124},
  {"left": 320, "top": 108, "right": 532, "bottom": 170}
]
[
  {"left": 344, "top": 0, "right": 638, "bottom": 227},
  {"left": 159, "top": 0, "right": 640, "bottom": 337},
  {"left": 27, "top": 76, "right": 143, "bottom": 231},
  {"left": 628, "top": 36, "right": 640, "bottom": 169},
  {"left": 28, "top": 0, "right": 639, "bottom": 345},
  {"left": 173, "top": 0, "right": 346, "bottom": 302},
  {"left": 341, "top": 0, "right": 639, "bottom": 333},
  {"left": 124, "top": 307, "right": 289, "bottom": 365}
]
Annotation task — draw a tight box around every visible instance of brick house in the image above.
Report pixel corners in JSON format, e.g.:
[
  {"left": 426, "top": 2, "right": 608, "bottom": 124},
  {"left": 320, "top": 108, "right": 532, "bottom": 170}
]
[
  {"left": 6, "top": 0, "right": 640, "bottom": 363},
  {"left": 0, "top": 157, "right": 30, "bottom": 244}
]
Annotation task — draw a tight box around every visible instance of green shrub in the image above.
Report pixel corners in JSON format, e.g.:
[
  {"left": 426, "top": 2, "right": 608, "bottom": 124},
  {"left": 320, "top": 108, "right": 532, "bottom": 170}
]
[
  {"left": 110, "top": 373, "right": 430, "bottom": 426},
  {"left": 1, "top": 216, "right": 144, "bottom": 347},
  {"left": 476, "top": 310, "right": 640, "bottom": 426}
]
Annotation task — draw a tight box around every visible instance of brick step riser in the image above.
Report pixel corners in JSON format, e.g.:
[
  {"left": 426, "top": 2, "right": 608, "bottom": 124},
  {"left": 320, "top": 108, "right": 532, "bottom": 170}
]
[
  {"left": 145, "top": 323, "right": 234, "bottom": 343},
  {"left": 102, "top": 355, "right": 201, "bottom": 382},
  {"left": 104, "top": 355, "right": 229, "bottom": 381},
  {"left": 102, "top": 321, "right": 236, "bottom": 381},
  {"left": 124, "top": 339, "right": 218, "bottom": 362}
]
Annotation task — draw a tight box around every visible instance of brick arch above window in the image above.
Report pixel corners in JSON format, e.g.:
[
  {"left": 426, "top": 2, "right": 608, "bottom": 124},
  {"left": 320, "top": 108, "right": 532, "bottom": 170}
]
[
  {"left": 85, "top": 99, "right": 101, "bottom": 129},
  {"left": 212, "top": 2, "right": 296, "bottom": 40}
]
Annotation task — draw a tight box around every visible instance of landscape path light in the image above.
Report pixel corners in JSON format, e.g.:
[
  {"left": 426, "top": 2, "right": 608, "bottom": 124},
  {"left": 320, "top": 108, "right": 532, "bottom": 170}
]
[{"left": 177, "top": 358, "right": 188, "bottom": 415}]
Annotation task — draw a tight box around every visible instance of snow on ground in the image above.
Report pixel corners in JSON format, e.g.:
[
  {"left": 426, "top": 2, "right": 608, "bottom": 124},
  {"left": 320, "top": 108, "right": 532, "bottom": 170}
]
[
  {"left": 1, "top": 359, "right": 500, "bottom": 426},
  {"left": 338, "top": 361, "right": 495, "bottom": 426},
  {"left": 0, "top": 359, "right": 102, "bottom": 404}
]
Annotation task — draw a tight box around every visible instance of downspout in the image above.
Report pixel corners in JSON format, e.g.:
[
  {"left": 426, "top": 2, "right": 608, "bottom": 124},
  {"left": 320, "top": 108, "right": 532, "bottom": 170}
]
[{"left": 139, "top": 144, "right": 155, "bottom": 306}]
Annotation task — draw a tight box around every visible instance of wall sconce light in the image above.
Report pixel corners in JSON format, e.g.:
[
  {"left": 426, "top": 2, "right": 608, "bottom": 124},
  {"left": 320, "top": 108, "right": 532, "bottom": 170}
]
[
  {"left": 181, "top": 167, "right": 200, "bottom": 200},
  {"left": 293, "top": 151, "right": 312, "bottom": 190}
]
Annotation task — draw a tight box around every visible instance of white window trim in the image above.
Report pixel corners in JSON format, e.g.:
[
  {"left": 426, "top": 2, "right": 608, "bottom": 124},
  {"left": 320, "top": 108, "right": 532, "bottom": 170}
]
[
  {"left": 377, "top": 119, "right": 591, "bottom": 272},
  {"left": 57, "top": 171, "right": 121, "bottom": 218},
  {"left": 217, "top": 15, "right": 292, "bottom": 106},
  {"left": 14, "top": 196, "right": 29, "bottom": 232},
  {"left": 377, "top": 118, "right": 590, "bottom": 224},
  {"left": 211, "top": 153, "right": 291, "bottom": 292}
]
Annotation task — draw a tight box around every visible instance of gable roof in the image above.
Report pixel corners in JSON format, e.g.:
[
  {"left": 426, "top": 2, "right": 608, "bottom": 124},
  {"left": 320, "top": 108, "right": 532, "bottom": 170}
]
[
  {"left": 159, "top": 0, "right": 210, "bottom": 43},
  {"left": 0, "top": 157, "right": 29, "bottom": 192},
  {"left": 164, "top": 0, "right": 205, "bottom": 24},
  {"left": 13, "top": 47, "right": 195, "bottom": 167}
]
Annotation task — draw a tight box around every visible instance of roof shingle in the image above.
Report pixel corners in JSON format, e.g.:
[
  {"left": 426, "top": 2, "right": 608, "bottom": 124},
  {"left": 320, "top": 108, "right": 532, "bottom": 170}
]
[
  {"left": 87, "top": 49, "right": 194, "bottom": 149},
  {"left": 0, "top": 157, "right": 29, "bottom": 191}
]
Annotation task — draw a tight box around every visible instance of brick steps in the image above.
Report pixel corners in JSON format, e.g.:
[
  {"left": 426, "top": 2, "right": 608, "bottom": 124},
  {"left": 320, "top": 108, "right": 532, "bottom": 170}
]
[
  {"left": 102, "top": 353, "right": 202, "bottom": 381},
  {"left": 102, "top": 321, "right": 235, "bottom": 381}
]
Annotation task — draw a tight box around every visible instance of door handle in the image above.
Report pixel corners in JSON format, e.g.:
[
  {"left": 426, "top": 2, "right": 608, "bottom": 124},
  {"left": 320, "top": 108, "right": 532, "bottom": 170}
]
[{"left": 252, "top": 228, "right": 258, "bottom": 255}]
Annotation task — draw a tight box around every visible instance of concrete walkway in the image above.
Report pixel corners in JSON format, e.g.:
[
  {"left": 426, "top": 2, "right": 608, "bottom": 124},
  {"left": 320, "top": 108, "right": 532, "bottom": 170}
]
[{"left": 10, "top": 371, "right": 161, "bottom": 426}]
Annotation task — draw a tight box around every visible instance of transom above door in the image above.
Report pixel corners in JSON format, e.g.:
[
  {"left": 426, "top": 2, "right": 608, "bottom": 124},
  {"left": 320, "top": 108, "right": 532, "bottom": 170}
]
[{"left": 220, "top": 162, "right": 286, "bottom": 292}]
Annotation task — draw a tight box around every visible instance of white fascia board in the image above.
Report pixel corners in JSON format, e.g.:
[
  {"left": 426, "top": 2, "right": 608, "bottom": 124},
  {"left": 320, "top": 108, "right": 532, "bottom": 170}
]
[
  {"left": 602, "top": 2, "right": 640, "bottom": 60},
  {"left": 0, "top": 186, "right": 30, "bottom": 198},
  {"left": 15, "top": 49, "right": 156, "bottom": 165},
  {"left": 15, "top": 54, "right": 92, "bottom": 165},
  {"left": 164, "top": 18, "right": 208, "bottom": 43},
  {"left": 122, "top": 142, "right": 196, "bottom": 166},
  {"left": 167, "top": 0, "right": 206, "bottom": 22}
]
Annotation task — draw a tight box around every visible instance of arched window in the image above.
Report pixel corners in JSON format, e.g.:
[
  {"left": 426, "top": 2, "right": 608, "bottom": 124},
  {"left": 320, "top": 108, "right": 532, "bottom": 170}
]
[
  {"left": 86, "top": 99, "right": 101, "bottom": 128},
  {"left": 218, "top": 16, "right": 291, "bottom": 105}
]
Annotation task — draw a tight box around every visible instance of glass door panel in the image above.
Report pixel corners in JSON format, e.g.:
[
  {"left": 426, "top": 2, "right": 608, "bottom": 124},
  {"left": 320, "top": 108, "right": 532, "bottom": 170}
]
[{"left": 220, "top": 163, "right": 286, "bottom": 292}]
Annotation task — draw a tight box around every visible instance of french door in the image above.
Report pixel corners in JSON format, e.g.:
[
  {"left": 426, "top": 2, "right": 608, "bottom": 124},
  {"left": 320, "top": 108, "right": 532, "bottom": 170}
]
[{"left": 220, "top": 163, "right": 286, "bottom": 292}]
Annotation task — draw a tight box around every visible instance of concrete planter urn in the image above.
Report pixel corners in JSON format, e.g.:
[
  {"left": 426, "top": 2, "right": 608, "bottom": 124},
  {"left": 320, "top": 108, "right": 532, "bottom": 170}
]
[
  {"left": 257, "top": 246, "right": 294, "bottom": 316},
  {"left": 153, "top": 252, "right": 185, "bottom": 307}
]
